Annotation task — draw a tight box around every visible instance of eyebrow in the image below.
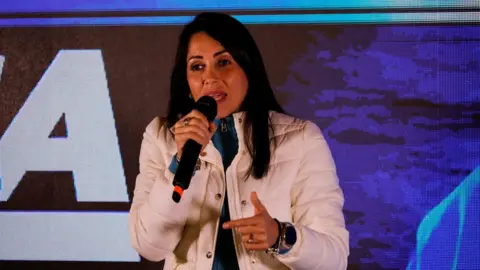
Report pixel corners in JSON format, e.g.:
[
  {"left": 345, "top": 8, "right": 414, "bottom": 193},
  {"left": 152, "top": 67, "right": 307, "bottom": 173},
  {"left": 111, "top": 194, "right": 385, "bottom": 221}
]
[{"left": 187, "top": 49, "right": 228, "bottom": 62}]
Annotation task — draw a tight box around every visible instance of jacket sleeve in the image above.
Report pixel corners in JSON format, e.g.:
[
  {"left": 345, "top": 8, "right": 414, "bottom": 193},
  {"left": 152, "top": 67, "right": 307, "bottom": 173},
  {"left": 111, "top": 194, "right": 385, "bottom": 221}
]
[
  {"left": 128, "top": 117, "right": 201, "bottom": 262},
  {"left": 277, "top": 121, "right": 349, "bottom": 270}
]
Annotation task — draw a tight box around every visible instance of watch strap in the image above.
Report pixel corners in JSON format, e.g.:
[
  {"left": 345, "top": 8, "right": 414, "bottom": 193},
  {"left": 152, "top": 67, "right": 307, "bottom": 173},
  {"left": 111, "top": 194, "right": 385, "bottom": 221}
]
[
  {"left": 266, "top": 219, "right": 296, "bottom": 258},
  {"left": 266, "top": 218, "right": 283, "bottom": 258}
]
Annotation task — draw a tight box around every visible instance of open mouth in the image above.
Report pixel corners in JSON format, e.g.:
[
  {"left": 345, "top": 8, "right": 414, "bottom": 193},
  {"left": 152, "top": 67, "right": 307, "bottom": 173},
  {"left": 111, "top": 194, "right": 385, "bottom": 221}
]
[{"left": 206, "top": 91, "right": 228, "bottom": 102}]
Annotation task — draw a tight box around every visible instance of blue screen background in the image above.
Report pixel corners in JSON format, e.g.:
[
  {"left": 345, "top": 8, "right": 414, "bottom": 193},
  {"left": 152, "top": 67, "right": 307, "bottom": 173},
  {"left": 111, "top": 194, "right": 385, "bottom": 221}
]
[{"left": 275, "top": 25, "right": 479, "bottom": 268}]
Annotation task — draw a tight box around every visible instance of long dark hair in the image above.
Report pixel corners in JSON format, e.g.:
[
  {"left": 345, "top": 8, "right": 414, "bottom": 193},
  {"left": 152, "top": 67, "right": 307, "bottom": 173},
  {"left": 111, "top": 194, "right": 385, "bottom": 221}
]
[{"left": 166, "top": 12, "right": 284, "bottom": 179}]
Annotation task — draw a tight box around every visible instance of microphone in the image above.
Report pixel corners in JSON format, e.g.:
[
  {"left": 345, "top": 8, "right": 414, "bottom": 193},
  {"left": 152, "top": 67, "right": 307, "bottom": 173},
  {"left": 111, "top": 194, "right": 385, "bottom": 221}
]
[{"left": 172, "top": 95, "right": 217, "bottom": 203}]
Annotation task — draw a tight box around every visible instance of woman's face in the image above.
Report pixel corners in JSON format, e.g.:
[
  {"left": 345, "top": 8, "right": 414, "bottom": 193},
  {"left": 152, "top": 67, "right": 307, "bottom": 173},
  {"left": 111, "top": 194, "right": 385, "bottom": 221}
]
[{"left": 186, "top": 32, "right": 248, "bottom": 119}]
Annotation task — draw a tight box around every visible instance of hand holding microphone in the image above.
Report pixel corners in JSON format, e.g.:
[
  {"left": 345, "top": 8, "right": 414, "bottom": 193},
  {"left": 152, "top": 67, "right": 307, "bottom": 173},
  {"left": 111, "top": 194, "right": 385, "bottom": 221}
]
[
  {"left": 171, "top": 96, "right": 217, "bottom": 203},
  {"left": 173, "top": 110, "right": 217, "bottom": 161}
]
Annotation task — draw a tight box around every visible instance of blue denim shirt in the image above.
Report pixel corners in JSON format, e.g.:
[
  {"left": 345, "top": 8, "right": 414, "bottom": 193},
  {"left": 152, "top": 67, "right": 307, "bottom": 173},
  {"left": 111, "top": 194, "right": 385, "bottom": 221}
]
[{"left": 169, "top": 115, "right": 240, "bottom": 270}]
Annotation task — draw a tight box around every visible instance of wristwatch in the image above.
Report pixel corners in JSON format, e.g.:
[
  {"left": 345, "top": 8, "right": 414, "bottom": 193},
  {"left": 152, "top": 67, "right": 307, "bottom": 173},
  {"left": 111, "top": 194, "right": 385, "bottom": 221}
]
[
  {"left": 279, "top": 222, "right": 297, "bottom": 253},
  {"left": 267, "top": 219, "right": 297, "bottom": 257}
]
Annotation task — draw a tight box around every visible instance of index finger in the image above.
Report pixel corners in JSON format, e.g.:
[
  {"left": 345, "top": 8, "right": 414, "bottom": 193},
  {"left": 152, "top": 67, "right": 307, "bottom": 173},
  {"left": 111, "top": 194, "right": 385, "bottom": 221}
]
[
  {"left": 223, "top": 217, "right": 259, "bottom": 229},
  {"left": 186, "top": 110, "right": 209, "bottom": 127}
]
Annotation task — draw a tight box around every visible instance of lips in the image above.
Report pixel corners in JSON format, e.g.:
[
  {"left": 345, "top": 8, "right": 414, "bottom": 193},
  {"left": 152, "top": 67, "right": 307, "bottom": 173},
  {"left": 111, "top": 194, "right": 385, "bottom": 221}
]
[
  {"left": 210, "top": 93, "right": 226, "bottom": 101},
  {"left": 205, "top": 91, "right": 227, "bottom": 102}
]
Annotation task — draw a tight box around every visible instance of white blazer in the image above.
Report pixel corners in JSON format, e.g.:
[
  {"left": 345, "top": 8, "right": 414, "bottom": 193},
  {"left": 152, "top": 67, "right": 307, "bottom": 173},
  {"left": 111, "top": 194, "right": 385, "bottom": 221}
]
[{"left": 129, "top": 111, "right": 349, "bottom": 269}]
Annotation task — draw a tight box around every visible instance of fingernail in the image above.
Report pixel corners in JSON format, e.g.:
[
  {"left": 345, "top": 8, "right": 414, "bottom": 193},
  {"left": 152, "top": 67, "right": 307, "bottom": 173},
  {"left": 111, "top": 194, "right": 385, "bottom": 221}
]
[{"left": 223, "top": 223, "right": 229, "bottom": 229}]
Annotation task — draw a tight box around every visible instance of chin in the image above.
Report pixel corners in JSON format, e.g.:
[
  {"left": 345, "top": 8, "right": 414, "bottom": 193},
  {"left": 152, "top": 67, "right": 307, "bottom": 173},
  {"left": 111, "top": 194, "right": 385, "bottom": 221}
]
[
  {"left": 216, "top": 112, "right": 229, "bottom": 119},
  {"left": 216, "top": 108, "right": 234, "bottom": 119},
  {"left": 216, "top": 101, "right": 241, "bottom": 119}
]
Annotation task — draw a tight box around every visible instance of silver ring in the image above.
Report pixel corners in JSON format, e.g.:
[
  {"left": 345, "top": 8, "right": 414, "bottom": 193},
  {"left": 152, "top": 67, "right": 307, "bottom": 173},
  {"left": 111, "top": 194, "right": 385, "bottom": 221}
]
[
  {"left": 247, "top": 234, "right": 254, "bottom": 244},
  {"left": 181, "top": 118, "right": 190, "bottom": 127}
]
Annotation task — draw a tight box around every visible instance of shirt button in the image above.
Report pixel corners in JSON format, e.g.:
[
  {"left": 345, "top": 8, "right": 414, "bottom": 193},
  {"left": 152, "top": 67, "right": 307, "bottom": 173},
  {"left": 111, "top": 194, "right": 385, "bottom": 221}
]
[
  {"left": 215, "top": 193, "right": 222, "bottom": 200},
  {"left": 241, "top": 200, "right": 247, "bottom": 206},
  {"left": 238, "top": 118, "right": 243, "bottom": 124},
  {"left": 206, "top": 251, "right": 212, "bottom": 258},
  {"left": 200, "top": 151, "right": 207, "bottom": 157}
]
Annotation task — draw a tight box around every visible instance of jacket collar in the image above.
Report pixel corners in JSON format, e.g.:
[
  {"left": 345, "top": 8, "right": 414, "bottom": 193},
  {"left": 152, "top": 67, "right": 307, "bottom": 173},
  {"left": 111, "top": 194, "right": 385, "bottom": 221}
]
[{"left": 201, "top": 111, "right": 247, "bottom": 167}]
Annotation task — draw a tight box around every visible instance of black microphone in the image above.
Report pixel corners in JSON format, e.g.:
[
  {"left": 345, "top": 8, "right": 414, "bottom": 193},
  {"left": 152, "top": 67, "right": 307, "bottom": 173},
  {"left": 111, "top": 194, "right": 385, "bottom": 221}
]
[{"left": 172, "top": 95, "right": 217, "bottom": 203}]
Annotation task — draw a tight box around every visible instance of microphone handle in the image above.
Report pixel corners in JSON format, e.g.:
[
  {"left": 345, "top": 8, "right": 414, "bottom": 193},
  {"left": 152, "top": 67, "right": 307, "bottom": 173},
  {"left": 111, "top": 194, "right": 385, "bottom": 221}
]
[{"left": 172, "top": 139, "right": 202, "bottom": 202}]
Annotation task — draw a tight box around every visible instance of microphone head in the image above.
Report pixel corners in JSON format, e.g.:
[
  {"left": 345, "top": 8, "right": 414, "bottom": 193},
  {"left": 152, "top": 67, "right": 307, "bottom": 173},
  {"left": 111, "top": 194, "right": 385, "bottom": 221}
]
[{"left": 195, "top": 96, "right": 217, "bottom": 121}]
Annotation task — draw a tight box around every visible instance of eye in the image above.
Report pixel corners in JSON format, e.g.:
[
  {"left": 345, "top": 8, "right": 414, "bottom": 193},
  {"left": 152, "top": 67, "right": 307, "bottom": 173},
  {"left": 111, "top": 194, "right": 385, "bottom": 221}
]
[
  {"left": 218, "top": 59, "right": 231, "bottom": 66},
  {"left": 190, "top": 63, "right": 204, "bottom": 71}
]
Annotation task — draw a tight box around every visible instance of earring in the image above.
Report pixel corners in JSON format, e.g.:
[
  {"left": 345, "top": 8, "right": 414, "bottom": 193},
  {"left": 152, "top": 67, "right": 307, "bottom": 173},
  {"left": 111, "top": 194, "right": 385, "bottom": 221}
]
[{"left": 188, "top": 93, "right": 193, "bottom": 99}]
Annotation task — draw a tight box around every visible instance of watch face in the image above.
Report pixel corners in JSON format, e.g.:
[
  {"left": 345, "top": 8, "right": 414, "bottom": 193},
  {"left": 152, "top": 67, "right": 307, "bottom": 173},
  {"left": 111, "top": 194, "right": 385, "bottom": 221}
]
[{"left": 285, "top": 225, "right": 297, "bottom": 246}]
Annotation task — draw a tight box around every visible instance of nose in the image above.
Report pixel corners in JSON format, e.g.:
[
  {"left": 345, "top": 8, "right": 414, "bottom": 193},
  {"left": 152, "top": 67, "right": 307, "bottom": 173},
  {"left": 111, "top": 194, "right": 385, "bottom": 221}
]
[{"left": 203, "top": 66, "right": 219, "bottom": 85}]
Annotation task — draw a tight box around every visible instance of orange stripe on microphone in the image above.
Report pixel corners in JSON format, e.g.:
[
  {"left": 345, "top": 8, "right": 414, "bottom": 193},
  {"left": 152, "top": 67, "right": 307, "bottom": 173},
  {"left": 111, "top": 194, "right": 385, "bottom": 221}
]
[{"left": 174, "top": 185, "right": 184, "bottom": 197}]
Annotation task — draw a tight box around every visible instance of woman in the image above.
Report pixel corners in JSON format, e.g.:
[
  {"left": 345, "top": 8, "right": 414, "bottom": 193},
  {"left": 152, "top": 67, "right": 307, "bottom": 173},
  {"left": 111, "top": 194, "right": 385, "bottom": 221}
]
[{"left": 129, "top": 12, "right": 349, "bottom": 270}]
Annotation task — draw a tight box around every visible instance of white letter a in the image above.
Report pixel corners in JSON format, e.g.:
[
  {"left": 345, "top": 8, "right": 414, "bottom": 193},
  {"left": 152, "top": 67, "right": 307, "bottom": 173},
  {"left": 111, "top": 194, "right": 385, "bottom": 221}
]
[{"left": 0, "top": 50, "right": 128, "bottom": 202}]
